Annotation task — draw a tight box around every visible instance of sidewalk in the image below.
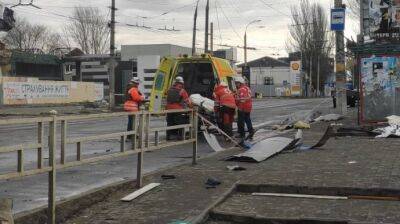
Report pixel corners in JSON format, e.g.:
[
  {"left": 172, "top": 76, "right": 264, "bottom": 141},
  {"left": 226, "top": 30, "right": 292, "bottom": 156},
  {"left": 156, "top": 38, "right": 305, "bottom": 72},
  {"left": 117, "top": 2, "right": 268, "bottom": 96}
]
[
  {"left": 17, "top": 110, "right": 400, "bottom": 224},
  {"left": 0, "top": 103, "right": 109, "bottom": 117}
]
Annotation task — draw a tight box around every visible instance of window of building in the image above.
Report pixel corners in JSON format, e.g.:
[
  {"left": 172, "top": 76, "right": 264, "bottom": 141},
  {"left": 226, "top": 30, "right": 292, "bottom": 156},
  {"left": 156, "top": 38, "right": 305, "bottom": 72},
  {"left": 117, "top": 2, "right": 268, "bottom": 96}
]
[
  {"left": 144, "top": 77, "right": 154, "bottom": 81},
  {"left": 265, "top": 77, "right": 274, "bottom": 85},
  {"left": 144, "top": 69, "right": 157, "bottom": 74}
]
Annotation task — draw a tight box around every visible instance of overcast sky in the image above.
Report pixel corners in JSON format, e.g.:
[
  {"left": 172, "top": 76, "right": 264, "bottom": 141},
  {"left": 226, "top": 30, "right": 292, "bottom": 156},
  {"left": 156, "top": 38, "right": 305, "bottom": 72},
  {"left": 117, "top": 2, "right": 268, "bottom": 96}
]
[{"left": 2, "top": 0, "right": 358, "bottom": 62}]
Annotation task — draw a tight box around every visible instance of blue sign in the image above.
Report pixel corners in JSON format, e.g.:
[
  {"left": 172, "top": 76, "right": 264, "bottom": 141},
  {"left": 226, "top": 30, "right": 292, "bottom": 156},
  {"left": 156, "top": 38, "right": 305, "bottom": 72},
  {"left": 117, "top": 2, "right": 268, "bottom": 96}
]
[{"left": 331, "top": 8, "right": 345, "bottom": 31}]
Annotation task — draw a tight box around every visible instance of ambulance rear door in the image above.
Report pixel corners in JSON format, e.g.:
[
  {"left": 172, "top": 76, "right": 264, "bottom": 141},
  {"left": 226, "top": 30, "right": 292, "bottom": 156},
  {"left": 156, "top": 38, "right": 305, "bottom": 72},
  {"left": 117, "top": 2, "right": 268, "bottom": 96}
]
[{"left": 149, "top": 57, "right": 177, "bottom": 112}]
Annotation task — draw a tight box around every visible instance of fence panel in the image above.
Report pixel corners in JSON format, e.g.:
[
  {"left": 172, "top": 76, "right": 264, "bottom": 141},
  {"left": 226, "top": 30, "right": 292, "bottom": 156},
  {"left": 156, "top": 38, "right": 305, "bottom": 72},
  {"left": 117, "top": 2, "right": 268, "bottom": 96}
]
[{"left": 0, "top": 109, "right": 198, "bottom": 224}]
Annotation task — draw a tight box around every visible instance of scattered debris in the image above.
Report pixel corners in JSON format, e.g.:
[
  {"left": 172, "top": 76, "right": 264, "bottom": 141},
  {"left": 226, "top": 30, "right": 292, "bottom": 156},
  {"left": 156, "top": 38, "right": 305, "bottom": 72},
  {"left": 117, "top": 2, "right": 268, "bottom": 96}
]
[
  {"left": 314, "top": 114, "right": 343, "bottom": 122},
  {"left": 295, "top": 129, "right": 303, "bottom": 140},
  {"left": 203, "top": 131, "right": 225, "bottom": 152},
  {"left": 225, "top": 137, "right": 298, "bottom": 163},
  {"left": 198, "top": 114, "right": 251, "bottom": 150},
  {"left": 205, "top": 178, "right": 221, "bottom": 189},
  {"left": 294, "top": 121, "right": 311, "bottom": 129},
  {"left": 374, "top": 116, "right": 400, "bottom": 138},
  {"left": 121, "top": 183, "right": 160, "bottom": 202},
  {"left": 272, "top": 124, "right": 293, "bottom": 131},
  {"left": 226, "top": 165, "right": 246, "bottom": 171},
  {"left": 161, "top": 175, "right": 176, "bottom": 180},
  {"left": 373, "top": 116, "right": 400, "bottom": 138},
  {"left": 336, "top": 127, "right": 377, "bottom": 137},
  {"left": 291, "top": 126, "right": 334, "bottom": 152},
  {"left": 387, "top": 115, "right": 400, "bottom": 125},
  {"left": 375, "top": 126, "right": 400, "bottom": 138}
]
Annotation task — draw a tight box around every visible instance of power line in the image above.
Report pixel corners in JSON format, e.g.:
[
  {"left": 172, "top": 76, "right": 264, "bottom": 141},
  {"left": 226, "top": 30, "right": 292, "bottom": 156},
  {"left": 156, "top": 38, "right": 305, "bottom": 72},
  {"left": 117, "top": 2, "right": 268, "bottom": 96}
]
[
  {"left": 213, "top": 0, "right": 223, "bottom": 45},
  {"left": 215, "top": 0, "right": 243, "bottom": 41},
  {"left": 258, "top": 0, "right": 290, "bottom": 17}
]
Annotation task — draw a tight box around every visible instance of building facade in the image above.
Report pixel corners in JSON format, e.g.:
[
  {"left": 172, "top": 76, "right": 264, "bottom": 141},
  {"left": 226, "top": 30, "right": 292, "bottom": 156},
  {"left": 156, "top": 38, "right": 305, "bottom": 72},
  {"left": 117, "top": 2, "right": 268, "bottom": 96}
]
[{"left": 238, "top": 56, "right": 291, "bottom": 97}]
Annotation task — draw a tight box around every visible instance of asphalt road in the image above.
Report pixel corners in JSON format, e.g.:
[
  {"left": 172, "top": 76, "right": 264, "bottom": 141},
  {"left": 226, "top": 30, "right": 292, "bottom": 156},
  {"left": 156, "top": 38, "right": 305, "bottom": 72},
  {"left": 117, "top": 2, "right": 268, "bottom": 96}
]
[{"left": 0, "top": 98, "right": 332, "bottom": 214}]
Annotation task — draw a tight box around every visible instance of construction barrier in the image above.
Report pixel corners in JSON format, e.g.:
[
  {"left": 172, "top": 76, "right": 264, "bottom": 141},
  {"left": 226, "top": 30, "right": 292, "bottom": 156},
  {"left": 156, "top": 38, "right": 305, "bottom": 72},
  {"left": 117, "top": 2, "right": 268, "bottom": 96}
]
[{"left": 0, "top": 109, "right": 198, "bottom": 224}]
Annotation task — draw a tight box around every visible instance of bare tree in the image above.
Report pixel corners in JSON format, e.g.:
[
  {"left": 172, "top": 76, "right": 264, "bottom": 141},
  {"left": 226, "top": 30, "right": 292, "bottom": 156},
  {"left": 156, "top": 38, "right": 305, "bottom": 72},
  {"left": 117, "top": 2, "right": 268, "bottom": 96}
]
[
  {"left": 287, "top": 0, "right": 334, "bottom": 94},
  {"left": 4, "top": 18, "right": 46, "bottom": 51},
  {"left": 66, "top": 7, "right": 109, "bottom": 54},
  {"left": 3, "top": 17, "right": 66, "bottom": 53}
]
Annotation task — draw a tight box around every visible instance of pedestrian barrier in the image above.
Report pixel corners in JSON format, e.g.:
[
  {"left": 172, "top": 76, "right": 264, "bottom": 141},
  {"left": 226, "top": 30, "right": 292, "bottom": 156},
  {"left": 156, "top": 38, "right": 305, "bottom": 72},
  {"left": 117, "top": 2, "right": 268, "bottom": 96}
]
[{"left": 0, "top": 108, "right": 198, "bottom": 224}]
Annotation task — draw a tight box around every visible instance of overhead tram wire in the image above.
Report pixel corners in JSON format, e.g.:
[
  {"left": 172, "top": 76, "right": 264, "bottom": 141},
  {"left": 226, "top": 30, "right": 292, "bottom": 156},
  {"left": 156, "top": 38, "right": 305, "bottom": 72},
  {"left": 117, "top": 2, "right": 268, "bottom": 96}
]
[
  {"left": 213, "top": 0, "right": 223, "bottom": 45},
  {"left": 257, "top": 0, "right": 291, "bottom": 17},
  {"left": 12, "top": 2, "right": 184, "bottom": 34},
  {"left": 215, "top": 0, "right": 243, "bottom": 42}
]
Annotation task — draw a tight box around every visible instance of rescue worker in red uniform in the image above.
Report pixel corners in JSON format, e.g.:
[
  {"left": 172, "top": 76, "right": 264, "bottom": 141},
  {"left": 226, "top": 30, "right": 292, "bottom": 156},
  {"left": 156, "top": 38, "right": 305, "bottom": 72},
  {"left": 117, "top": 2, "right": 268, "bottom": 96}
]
[
  {"left": 213, "top": 81, "right": 236, "bottom": 136},
  {"left": 166, "top": 76, "right": 192, "bottom": 140},
  {"left": 124, "top": 77, "right": 144, "bottom": 138},
  {"left": 235, "top": 76, "right": 255, "bottom": 141}
]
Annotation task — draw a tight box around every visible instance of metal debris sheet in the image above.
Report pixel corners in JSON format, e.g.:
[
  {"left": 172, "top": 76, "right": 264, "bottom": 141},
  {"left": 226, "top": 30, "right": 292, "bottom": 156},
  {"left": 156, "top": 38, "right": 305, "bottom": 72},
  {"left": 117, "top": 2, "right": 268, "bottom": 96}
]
[{"left": 226, "top": 137, "right": 298, "bottom": 163}]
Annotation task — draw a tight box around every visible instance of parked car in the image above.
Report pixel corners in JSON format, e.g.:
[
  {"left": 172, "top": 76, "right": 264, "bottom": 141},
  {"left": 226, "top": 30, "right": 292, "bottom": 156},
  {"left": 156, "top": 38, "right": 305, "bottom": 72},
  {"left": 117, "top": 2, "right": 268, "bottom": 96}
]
[{"left": 347, "top": 88, "right": 359, "bottom": 107}]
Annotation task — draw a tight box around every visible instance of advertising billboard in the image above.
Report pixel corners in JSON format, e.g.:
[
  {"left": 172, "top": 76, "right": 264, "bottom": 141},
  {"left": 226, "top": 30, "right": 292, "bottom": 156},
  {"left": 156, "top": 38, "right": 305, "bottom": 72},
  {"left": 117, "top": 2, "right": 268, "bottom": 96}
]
[
  {"left": 366, "top": 0, "right": 400, "bottom": 42},
  {"left": 290, "top": 61, "right": 302, "bottom": 96},
  {"left": 360, "top": 55, "right": 400, "bottom": 122}
]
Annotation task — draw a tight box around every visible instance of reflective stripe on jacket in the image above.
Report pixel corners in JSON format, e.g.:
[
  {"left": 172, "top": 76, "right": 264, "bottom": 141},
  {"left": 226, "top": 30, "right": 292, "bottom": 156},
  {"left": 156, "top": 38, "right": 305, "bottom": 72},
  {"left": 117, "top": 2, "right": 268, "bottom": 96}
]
[
  {"left": 124, "top": 87, "right": 144, "bottom": 112},
  {"left": 235, "top": 84, "right": 252, "bottom": 112}
]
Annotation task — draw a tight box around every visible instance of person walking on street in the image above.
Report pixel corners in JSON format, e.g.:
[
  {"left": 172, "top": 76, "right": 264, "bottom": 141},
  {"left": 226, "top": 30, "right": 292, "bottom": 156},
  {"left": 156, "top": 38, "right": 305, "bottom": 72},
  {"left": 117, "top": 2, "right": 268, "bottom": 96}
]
[
  {"left": 166, "top": 76, "right": 192, "bottom": 140},
  {"left": 235, "top": 76, "right": 255, "bottom": 141},
  {"left": 331, "top": 88, "right": 337, "bottom": 109},
  {"left": 124, "top": 77, "right": 144, "bottom": 138},
  {"left": 213, "top": 81, "right": 236, "bottom": 136}
]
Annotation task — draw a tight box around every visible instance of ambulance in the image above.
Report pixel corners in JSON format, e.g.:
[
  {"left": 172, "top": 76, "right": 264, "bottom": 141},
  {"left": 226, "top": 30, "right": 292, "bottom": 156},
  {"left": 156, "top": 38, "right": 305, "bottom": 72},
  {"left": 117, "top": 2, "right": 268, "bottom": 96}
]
[{"left": 149, "top": 54, "right": 237, "bottom": 112}]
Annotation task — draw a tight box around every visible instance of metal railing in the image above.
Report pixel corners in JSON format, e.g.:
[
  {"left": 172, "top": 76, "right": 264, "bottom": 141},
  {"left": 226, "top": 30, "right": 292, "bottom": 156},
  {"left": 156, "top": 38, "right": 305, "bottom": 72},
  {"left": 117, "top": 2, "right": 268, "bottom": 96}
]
[{"left": 0, "top": 108, "right": 198, "bottom": 224}]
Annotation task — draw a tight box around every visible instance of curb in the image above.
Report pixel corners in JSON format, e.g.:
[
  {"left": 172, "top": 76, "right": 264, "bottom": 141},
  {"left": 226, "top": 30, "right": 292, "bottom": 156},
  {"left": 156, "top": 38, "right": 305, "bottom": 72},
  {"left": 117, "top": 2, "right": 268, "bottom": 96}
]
[{"left": 208, "top": 211, "right": 352, "bottom": 224}]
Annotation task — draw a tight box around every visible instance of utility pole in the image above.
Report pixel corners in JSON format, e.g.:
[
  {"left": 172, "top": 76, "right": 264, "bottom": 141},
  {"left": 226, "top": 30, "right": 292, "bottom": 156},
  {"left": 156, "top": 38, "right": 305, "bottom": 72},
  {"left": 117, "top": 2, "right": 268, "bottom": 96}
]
[
  {"left": 334, "top": 0, "right": 347, "bottom": 114},
  {"left": 192, "top": 0, "right": 199, "bottom": 56},
  {"left": 359, "top": 0, "right": 364, "bottom": 43},
  {"left": 210, "top": 22, "right": 214, "bottom": 54},
  {"left": 244, "top": 32, "right": 247, "bottom": 66},
  {"left": 317, "top": 55, "right": 320, "bottom": 97},
  {"left": 309, "top": 53, "right": 312, "bottom": 97},
  {"left": 205, "top": 0, "right": 209, "bottom": 53},
  {"left": 109, "top": 0, "right": 116, "bottom": 109}
]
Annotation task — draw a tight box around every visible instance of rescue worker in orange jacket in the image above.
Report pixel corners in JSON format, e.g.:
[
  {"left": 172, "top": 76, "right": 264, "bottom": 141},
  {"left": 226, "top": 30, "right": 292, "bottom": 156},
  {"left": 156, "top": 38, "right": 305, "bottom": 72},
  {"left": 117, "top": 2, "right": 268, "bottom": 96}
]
[
  {"left": 124, "top": 77, "right": 144, "bottom": 137},
  {"left": 213, "top": 81, "right": 236, "bottom": 136},
  {"left": 166, "top": 76, "right": 192, "bottom": 140},
  {"left": 235, "top": 76, "right": 255, "bottom": 141}
]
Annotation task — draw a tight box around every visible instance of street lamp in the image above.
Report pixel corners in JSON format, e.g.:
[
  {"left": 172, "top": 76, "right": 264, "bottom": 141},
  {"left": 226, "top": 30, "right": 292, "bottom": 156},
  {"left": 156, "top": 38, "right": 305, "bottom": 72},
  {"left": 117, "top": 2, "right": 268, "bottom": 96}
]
[{"left": 244, "top": 19, "right": 261, "bottom": 66}]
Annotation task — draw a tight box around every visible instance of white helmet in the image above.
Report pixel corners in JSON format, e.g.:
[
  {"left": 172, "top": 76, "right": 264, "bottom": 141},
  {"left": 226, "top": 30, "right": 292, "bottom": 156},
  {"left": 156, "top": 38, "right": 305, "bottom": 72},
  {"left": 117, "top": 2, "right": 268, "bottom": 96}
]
[
  {"left": 175, "top": 76, "right": 184, "bottom": 84},
  {"left": 234, "top": 76, "right": 246, "bottom": 84},
  {"left": 130, "top": 77, "right": 140, "bottom": 84}
]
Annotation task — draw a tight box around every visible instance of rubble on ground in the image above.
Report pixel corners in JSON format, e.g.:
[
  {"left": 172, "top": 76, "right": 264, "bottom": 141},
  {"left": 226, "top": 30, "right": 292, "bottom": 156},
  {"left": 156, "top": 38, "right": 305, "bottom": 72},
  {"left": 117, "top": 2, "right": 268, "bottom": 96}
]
[{"left": 374, "top": 115, "right": 400, "bottom": 138}]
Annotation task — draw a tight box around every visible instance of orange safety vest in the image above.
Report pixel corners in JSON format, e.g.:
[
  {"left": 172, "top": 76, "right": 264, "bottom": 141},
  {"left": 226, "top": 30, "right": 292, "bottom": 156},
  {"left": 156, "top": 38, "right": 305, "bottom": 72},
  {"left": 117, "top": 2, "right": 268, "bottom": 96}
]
[{"left": 124, "top": 87, "right": 143, "bottom": 112}]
